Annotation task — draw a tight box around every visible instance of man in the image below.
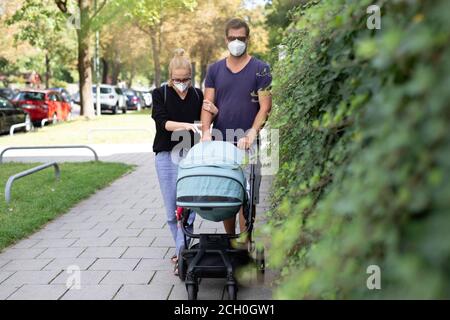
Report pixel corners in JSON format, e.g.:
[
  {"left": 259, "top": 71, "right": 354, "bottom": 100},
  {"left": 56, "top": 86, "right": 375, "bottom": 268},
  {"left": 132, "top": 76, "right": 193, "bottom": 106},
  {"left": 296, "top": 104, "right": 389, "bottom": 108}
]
[{"left": 201, "top": 18, "right": 273, "bottom": 235}]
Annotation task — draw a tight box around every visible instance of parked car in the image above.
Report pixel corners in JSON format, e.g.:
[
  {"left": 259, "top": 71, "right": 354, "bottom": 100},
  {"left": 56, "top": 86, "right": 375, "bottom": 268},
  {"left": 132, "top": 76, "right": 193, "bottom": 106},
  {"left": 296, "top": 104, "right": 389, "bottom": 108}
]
[
  {"left": 92, "top": 84, "right": 127, "bottom": 114},
  {"left": 50, "top": 88, "right": 74, "bottom": 108},
  {"left": 0, "top": 96, "right": 32, "bottom": 134},
  {"left": 136, "top": 90, "right": 153, "bottom": 108},
  {"left": 114, "top": 87, "right": 128, "bottom": 113},
  {"left": 71, "top": 92, "right": 80, "bottom": 105},
  {"left": 13, "top": 89, "right": 72, "bottom": 126},
  {"left": 136, "top": 91, "right": 146, "bottom": 108},
  {"left": 124, "top": 89, "right": 143, "bottom": 111},
  {"left": 0, "top": 88, "right": 19, "bottom": 100}
]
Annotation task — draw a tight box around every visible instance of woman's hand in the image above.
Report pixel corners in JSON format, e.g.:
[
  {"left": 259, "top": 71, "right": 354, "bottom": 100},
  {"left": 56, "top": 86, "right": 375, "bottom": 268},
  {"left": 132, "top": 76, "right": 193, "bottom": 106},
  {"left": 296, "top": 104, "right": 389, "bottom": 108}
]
[
  {"left": 165, "top": 121, "right": 201, "bottom": 133},
  {"left": 202, "top": 99, "right": 218, "bottom": 116},
  {"left": 182, "top": 122, "right": 201, "bottom": 133}
]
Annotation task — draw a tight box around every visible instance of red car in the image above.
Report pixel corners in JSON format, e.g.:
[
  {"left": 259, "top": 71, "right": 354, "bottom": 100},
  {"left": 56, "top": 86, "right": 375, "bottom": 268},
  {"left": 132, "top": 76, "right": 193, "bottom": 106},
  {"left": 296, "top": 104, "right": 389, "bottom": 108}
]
[{"left": 13, "top": 89, "right": 72, "bottom": 126}]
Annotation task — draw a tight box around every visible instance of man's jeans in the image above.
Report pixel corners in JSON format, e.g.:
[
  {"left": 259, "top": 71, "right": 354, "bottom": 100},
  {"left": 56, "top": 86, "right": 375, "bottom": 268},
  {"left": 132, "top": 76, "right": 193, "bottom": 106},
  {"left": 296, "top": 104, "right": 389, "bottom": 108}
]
[{"left": 155, "top": 151, "right": 195, "bottom": 257}]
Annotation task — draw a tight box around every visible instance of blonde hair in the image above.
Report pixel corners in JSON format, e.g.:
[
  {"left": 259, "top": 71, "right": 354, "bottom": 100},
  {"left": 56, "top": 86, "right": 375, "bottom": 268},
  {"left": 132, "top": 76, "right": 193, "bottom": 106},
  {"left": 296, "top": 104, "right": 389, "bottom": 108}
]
[{"left": 168, "top": 48, "right": 192, "bottom": 79}]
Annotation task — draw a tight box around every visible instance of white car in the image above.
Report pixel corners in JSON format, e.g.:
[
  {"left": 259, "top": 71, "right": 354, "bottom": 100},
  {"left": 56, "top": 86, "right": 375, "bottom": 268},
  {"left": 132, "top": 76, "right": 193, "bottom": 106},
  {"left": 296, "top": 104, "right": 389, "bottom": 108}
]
[
  {"left": 92, "top": 85, "right": 127, "bottom": 114},
  {"left": 138, "top": 90, "right": 153, "bottom": 108}
]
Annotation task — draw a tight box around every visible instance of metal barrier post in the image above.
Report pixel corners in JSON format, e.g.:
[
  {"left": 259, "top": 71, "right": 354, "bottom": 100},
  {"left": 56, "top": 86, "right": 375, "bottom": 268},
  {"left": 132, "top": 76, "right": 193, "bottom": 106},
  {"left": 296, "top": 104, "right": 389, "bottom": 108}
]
[
  {"left": 9, "top": 123, "right": 26, "bottom": 136},
  {"left": 5, "top": 162, "right": 60, "bottom": 204}
]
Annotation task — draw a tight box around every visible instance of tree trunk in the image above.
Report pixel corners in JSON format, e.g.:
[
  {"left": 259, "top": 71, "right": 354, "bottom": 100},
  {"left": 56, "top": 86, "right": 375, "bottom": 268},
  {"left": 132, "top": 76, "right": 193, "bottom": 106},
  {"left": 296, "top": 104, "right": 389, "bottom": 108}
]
[
  {"left": 149, "top": 26, "right": 161, "bottom": 87},
  {"left": 77, "top": 0, "right": 94, "bottom": 118},
  {"left": 200, "top": 61, "right": 208, "bottom": 89},
  {"left": 101, "top": 58, "right": 108, "bottom": 84},
  {"left": 111, "top": 60, "right": 121, "bottom": 85},
  {"left": 191, "top": 62, "right": 196, "bottom": 87},
  {"left": 128, "top": 70, "right": 135, "bottom": 88},
  {"left": 45, "top": 53, "right": 51, "bottom": 89}
]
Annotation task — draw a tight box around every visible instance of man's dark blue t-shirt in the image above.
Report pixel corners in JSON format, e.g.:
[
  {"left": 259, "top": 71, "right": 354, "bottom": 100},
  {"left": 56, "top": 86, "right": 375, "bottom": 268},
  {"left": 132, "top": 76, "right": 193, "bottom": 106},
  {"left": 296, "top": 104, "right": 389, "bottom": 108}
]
[{"left": 204, "top": 57, "right": 272, "bottom": 141}]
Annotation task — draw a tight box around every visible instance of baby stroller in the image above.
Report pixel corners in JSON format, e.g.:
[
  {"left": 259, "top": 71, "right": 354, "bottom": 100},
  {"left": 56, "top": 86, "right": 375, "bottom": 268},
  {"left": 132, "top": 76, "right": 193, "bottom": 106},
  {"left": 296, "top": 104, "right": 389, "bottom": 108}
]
[{"left": 176, "top": 140, "right": 265, "bottom": 300}]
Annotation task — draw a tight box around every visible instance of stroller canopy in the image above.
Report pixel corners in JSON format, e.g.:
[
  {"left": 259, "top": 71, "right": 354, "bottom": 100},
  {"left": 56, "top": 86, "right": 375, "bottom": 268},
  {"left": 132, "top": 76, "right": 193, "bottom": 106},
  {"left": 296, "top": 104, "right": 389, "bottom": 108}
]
[{"left": 176, "top": 141, "right": 247, "bottom": 222}]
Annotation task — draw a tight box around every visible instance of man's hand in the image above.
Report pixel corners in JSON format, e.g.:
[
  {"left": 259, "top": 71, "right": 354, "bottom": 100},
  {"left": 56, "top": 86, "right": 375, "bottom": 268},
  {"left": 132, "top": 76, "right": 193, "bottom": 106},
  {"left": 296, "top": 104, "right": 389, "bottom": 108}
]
[
  {"left": 237, "top": 129, "right": 257, "bottom": 149},
  {"left": 202, "top": 99, "right": 218, "bottom": 116}
]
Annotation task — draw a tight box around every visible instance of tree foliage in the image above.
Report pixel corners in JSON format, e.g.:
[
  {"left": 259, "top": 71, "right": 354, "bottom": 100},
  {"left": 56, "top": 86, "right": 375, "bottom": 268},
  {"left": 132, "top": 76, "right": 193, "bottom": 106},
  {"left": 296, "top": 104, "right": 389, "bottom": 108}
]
[
  {"left": 1, "top": 0, "right": 270, "bottom": 89},
  {"left": 51, "top": 0, "right": 126, "bottom": 117},
  {"left": 160, "top": 0, "right": 269, "bottom": 85},
  {"left": 127, "top": 0, "right": 197, "bottom": 86},
  {"left": 161, "top": 0, "right": 241, "bottom": 85},
  {"left": 267, "top": 0, "right": 450, "bottom": 299},
  {"left": 99, "top": 18, "right": 153, "bottom": 86},
  {"left": 265, "top": 0, "right": 305, "bottom": 49},
  {"left": 6, "top": 0, "right": 77, "bottom": 87}
]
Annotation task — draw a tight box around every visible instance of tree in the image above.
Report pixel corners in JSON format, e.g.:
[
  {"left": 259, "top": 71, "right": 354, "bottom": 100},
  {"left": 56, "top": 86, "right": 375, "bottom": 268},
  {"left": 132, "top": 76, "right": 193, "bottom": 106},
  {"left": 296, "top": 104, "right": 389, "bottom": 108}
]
[
  {"left": 128, "top": 0, "right": 197, "bottom": 87},
  {"left": 6, "top": 0, "right": 76, "bottom": 88},
  {"left": 162, "top": 0, "right": 269, "bottom": 85},
  {"left": 265, "top": 0, "right": 306, "bottom": 48},
  {"left": 100, "top": 19, "right": 153, "bottom": 86},
  {"left": 161, "top": 0, "right": 240, "bottom": 85},
  {"left": 53, "top": 0, "right": 123, "bottom": 117},
  {"left": 0, "top": 0, "right": 42, "bottom": 86}
]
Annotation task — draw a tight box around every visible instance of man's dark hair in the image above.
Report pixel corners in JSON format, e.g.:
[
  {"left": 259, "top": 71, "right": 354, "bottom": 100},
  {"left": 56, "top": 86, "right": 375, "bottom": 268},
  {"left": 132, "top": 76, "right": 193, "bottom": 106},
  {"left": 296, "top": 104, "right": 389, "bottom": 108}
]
[{"left": 225, "top": 18, "right": 250, "bottom": 37}]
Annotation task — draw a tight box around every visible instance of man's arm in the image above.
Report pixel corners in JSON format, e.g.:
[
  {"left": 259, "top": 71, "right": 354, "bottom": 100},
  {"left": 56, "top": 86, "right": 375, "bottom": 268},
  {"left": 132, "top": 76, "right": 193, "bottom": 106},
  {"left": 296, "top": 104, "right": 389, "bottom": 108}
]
[
  {"left": 201, "top": 87, "right": 216, "bottom": 141},
  {"left": 237, "top": 92, "right": 272, "bottom": 149}
]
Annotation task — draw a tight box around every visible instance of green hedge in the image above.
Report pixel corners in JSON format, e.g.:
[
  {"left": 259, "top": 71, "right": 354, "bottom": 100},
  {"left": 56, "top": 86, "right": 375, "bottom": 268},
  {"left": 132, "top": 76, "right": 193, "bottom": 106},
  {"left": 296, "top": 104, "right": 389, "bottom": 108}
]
[{"left": 267, "top": 0, "right": 450, "bottom": 299}]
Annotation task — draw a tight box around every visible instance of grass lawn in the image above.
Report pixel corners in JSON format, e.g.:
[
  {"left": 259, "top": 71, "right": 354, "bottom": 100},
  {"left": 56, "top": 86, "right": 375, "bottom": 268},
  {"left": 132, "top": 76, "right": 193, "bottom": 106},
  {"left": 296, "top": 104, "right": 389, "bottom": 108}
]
[
  {"left": 128, "top": 108, "right": 151, "bottom": 116},
  {"left": 0, "top": 161, "right": 134, "bottom": 251},
  {"left": 0, "top": 110, "right": 155, "bottom": 146}
]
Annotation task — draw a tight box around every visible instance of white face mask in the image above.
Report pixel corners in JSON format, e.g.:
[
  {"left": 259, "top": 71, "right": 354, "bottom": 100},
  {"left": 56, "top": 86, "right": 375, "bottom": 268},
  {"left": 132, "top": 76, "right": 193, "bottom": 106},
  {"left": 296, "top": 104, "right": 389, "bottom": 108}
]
[
  {"left": 173, "top": 82, "right": 189, "bottom": 92},
  {"left": 228, "top": 39, "right": 247, "bottom": 57}
]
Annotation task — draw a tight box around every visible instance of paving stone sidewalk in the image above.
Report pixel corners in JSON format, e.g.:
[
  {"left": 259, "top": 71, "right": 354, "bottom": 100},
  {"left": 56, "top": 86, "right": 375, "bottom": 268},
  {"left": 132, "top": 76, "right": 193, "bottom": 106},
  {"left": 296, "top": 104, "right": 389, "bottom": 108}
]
[{"left": 0, "top": 152, "right": 274, "bottom": 300}]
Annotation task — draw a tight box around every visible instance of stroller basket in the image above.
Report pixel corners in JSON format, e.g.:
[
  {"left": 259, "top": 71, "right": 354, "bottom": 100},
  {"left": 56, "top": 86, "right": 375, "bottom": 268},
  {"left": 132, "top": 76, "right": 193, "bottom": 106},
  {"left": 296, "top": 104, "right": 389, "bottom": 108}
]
[{"left": 176, "top": 141, "right": 246, "bottom": 222}]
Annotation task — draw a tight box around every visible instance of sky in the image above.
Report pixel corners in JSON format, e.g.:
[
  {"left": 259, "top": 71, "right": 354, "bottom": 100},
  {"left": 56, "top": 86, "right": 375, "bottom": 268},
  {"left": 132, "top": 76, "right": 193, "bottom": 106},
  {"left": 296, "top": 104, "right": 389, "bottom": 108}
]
[{"left": 244, "top": 0, "right": 269, "bottom": 9}]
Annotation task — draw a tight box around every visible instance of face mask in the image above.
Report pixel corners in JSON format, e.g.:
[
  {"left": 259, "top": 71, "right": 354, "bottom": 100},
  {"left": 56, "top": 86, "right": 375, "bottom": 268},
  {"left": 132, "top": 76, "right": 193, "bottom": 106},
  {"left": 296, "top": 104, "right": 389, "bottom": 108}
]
[
  {"left": 173, "top": 81, "right": 189, "bottom": 92},
  {"left": 228, "top": 39, "right": 247, "bottom": 57}
]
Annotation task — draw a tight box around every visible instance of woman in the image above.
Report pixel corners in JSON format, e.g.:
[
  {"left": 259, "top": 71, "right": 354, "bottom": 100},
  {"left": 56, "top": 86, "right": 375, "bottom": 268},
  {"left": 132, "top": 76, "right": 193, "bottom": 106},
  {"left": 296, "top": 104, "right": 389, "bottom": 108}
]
[{"left": 152, "top": 49, "right": 205, "bottom": 276}]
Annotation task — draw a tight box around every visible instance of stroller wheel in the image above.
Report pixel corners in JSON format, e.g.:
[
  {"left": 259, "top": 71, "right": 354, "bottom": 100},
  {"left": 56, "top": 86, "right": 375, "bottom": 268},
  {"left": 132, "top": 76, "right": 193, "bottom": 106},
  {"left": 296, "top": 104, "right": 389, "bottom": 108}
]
[
  {"left": 187, "top": 284, "right": 197, "bottom": 300},
  {"left": 227, "top": 285, "right": 237, "bottom": 300},
  {"left": 256, "top": 246, "right": 265, "bottom": 283},
  {"left": 178, "top": 250, "right": 187, "bottom": 281}
]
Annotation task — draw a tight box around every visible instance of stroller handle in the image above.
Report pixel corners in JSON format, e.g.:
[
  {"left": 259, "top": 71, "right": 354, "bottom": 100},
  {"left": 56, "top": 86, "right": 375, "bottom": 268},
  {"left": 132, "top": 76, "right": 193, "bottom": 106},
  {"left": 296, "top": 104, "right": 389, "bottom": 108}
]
[{"left": 193, "top": 124, "right": 260, "bottom": 154}]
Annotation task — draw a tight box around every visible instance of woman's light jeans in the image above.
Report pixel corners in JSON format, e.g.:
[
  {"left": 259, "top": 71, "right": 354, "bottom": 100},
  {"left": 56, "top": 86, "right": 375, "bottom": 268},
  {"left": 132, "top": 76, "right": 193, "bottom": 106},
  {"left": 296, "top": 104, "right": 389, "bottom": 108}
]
[{"left": 155, "top": 151, "right": 195, "bottom": 258}]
